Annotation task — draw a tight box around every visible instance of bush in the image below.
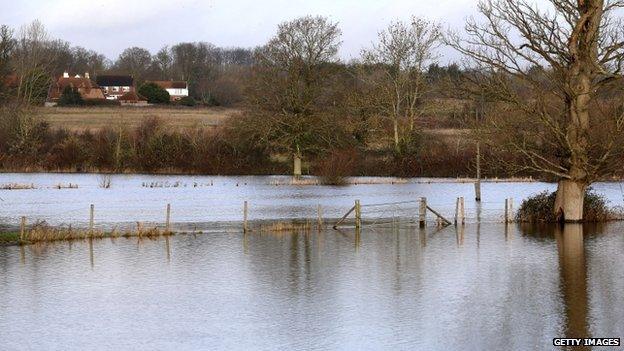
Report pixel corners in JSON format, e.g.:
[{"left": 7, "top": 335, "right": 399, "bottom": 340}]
[
  {"left": 178, "top": 96, "right": 196, "bottom": 107},
  {"left": 516, "top": 188, "right": 615, "bottom": 223},
  {"left": 138, "top": 83, "right": 170, "bottom": 104},
  {"left": 315, "top": 148, "right": 359, "bottom": 185},
  {"left": 57, "top": 86, "right": 84, "bottom": 106}
]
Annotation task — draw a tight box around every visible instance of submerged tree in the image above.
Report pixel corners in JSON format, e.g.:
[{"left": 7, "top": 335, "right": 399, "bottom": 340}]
[
  {"left": 246, "top": 15, "right": 345, "bottom": 178},
  {"left": 449, "top": 0, "right": 624, "bottom": 221}
]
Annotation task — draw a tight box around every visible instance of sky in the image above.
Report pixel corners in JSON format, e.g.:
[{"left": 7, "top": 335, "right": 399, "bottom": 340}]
[{"left": 1, "top": 0, "right": 546, "bottom": 61}]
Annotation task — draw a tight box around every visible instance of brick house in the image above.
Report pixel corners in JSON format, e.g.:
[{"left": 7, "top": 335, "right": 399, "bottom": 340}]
[{"left": 46, "top": 72, "right": 105, "bottom": 105}]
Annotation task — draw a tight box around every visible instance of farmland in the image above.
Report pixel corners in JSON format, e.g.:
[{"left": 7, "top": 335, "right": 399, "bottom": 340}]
[{"left": 36, "top": 106, "right": 241, "bottom": 131}]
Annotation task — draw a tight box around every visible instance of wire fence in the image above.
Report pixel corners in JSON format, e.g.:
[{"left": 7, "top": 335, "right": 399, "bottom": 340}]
[{"left": 1, "top": 196, "right": 517, "bottom": 235}]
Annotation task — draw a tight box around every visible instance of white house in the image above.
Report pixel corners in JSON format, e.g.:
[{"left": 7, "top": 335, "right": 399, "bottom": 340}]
[{"left": 148, "top": 80, "right": 189, "bottom": 101}]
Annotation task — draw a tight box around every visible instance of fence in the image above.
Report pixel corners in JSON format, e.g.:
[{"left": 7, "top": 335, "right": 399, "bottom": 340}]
[{"left": 8, "top": 195, "right": 517, "bottom": 243}]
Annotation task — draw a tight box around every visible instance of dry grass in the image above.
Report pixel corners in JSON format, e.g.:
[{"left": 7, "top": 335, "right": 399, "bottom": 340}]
[
  {"left": 20, "top": 221, "right": 173, "bottom": 244},
  {"left": 254, "top": 220, "right": 317, "bottom": 233},
  {"left": 1, "top": 183, "right": 35, "bottom": 190},
  {"left": 37, "top": 106, "right": 240, "bottom": 131}
]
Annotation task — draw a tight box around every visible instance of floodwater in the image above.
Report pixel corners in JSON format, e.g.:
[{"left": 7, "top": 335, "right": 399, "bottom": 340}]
[
  {"left": 1, "top": 173, "right": 623, "bottom": 230},
  {"left": 0, "top": 223, "right": 623, "bottom": 350}
]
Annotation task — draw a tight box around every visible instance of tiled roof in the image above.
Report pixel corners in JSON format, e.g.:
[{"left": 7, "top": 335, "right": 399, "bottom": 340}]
[{"left": 118, "top": 91, "right": 147, "bottom": 102}]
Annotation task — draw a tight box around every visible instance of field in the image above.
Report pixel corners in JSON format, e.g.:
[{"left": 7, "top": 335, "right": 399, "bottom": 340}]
[{"left": 36, "top": 106, "right": 241, "bottom": 131}]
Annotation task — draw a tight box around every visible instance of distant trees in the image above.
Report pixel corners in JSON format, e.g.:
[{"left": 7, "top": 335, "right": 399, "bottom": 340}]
[
  {"left": 114, "top": 47, "right": 152, "bottom": 84},
  {"left": 0, "top": 25, "right": 15, "bottom": 102},
  {"left": 361, "top": 17, "right": 442, "bottom": 152},
  {"left": 138, "top": 82, "right": 170, "bottom": 104}
]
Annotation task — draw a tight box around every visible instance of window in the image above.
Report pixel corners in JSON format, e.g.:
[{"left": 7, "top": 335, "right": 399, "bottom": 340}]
[
  {"left": 122, "top": 86, "right": 130, "bottom": 92},
  {"left": 112, "top": 87, "right": 119, "bottom": 92}
]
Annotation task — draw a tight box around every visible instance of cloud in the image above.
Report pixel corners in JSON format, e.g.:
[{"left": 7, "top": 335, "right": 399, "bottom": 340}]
[{"left": 1, "top": 0, "right": 502, "bottom": 60}]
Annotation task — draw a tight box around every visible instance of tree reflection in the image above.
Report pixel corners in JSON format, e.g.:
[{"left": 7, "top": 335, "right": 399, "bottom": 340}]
[{"left": 555, "top": 224, "right": 589, "bottom": 348}]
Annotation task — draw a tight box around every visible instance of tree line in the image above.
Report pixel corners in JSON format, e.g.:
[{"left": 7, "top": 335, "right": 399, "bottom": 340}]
[{"left": 2, "top": 0, "right": 624, "bottom": 221}]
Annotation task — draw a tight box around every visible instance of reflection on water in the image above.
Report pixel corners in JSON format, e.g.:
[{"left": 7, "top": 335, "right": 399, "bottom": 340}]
[
  {"left": 555, "top": 224, "right": 589, "bottom": 345},
  {"left": 0, "top": 223, "right": 623, "bottom": 350}
]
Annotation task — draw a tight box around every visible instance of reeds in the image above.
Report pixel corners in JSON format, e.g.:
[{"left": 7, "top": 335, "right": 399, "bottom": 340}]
[
  {"left": 54, "top": 183, "right": 78, "bottom": 189},
  {"left": 98, "top": 174, "right": 112, "bottom": 189},
  {"left": 255, "top": 220, "right": 316, "bottom": 233},
  {"left": 20, "top": 221, "right": 173, "bottom": 244},
  {"left": 1, "top": 183, "right": 35, "bottom": 190}
]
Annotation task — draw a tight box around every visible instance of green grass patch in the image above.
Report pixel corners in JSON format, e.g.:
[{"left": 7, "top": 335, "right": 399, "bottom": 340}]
[{"left": 0, "top": 231, "right": 20, "bottom": 245}]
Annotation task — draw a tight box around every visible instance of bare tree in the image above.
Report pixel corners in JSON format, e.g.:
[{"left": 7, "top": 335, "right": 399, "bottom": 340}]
[
  {"left": 12, "top": 20, "right": 55, "bottom": 105},
  {"left": 247, "top": 15, "right": 343, "bottom": 178},
  {"left": 154, "top": 46, "right": 173, "bottom": 80},
  {"left": 448, "top": 0, "right": 624, "bottom": 221},
  {"left": 361, "top": 17, "right": 441, "bottom": 152},
  {"left": 114, "top": 47, "right": 152, "bottom": 84},
  {"left": 0, "top": 25, "right": 15, "bottom": 101}
]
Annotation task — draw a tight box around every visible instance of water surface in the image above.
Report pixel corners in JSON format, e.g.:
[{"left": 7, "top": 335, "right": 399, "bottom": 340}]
[{"left": 1, "top": 223, "right": 622, "bottom": 350}]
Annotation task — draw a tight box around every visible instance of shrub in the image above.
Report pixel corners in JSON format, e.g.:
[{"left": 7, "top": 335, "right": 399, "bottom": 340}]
[
  {"left": 178, "top": 96, "right": 196, "bottom": 107},
  {"left": 57, "top": 86, "right": 84, "bottom": 106},
  {"left": 315, "top": 148, "right": 359, "bottom": 185},
  {"left": 516, "top": 188, "right": 615, "bottom": 223},
  {"left": 138, "top": 83, "right": 170, "bottom": 104}
]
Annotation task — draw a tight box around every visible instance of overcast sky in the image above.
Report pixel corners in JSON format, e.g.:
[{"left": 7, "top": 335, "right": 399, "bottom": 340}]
[{"left": 1, "top": 0, "right": 548, "bottom": 61}]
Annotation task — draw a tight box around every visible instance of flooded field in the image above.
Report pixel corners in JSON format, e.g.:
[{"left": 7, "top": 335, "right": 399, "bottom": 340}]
[
  {"left": 1, "top": 173, "right": 623, "bottom": 231},
  {"left": 0, "top": 223, "right": 623, "bottom": 350}
]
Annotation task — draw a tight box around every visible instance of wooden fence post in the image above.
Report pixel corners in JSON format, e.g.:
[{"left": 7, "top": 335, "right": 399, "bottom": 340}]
[
  {"left": 419, "top": 197, "right": 427, "bottom": 228},
  {"left": 20, "top": 216, "right": 26, "bottom": 241},
  {"left": 317, "top": 204, "right": 323, "bottom": 230},
  {"left": 354, "top": 200, "right": 361, "bottom": 230},
  {"left": 89, "top": 204, "right": 94, "bottom": 233},
  {"left": 165, "top": 203, "right": 171, "bottom": 233},
  {"left": 455, "top": 198, "right": 460, "bottom": 226},
  {"left": 460, "top": 197, "right": 465, "bottom": 225},
  {"left": 243, "top": 201, "right": 249, "bottom": 233}
]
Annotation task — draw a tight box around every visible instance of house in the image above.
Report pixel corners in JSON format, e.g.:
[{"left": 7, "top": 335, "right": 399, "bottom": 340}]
[
  {"left": 118, "top": 91, "right": 148, "bottom": 106},
  {"left": 46, "top": 72, "right": 105, "bottom": 106},
  {"left": 147, "top": 80, "right": 189, "bottom": 101},
  {"left": 96, "top": 75, "right": 134, "bottom": 100}
]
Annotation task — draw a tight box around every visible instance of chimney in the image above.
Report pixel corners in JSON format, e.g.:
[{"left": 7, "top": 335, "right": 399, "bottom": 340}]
[
  {"left": 85, "top": 72, "right": 90, "bottom": 79},
  {"left": 63, "top": 72, "right": 69, "bottom": 78}
]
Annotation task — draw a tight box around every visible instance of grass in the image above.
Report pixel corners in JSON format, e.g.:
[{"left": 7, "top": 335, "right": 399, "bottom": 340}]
[
  {"left": 37, "top": 106, "right": 240, "bottom": 131},
  {"left": 1, "top": 221, "right": 174, "bottom": 246},
  {"left": 0, "top": 231, "right": 19, "bottom": 245}
]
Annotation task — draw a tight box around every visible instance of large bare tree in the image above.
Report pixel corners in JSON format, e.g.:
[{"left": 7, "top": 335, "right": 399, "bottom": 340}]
[
  {"left": 361, "top": 17, "right": 441, "bottom": 152},
  {"left": 12, "top": 20, "right": 55, "bottom": 105},
  {"left": 449, "top": 0, "right": 624, "bottom": 221},
  {"left": 247, "top": 15, "right": 343, "bottom": 178}
]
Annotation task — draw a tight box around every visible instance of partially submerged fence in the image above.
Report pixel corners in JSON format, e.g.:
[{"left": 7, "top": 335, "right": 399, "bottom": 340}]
[{"left": 10, "top": 196, "right": 517, "bottom": 241}]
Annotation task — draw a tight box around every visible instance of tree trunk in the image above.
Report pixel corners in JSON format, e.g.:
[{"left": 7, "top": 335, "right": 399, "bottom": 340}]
[
  {"left": 554, "top": 180, "right": 586, "bottom": 222},
  {"left": 393, "top": 118, "right": 399, "bottom": 152},
  {"left": 293, "top": 154, "right": 302, "bottom": 179}
]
